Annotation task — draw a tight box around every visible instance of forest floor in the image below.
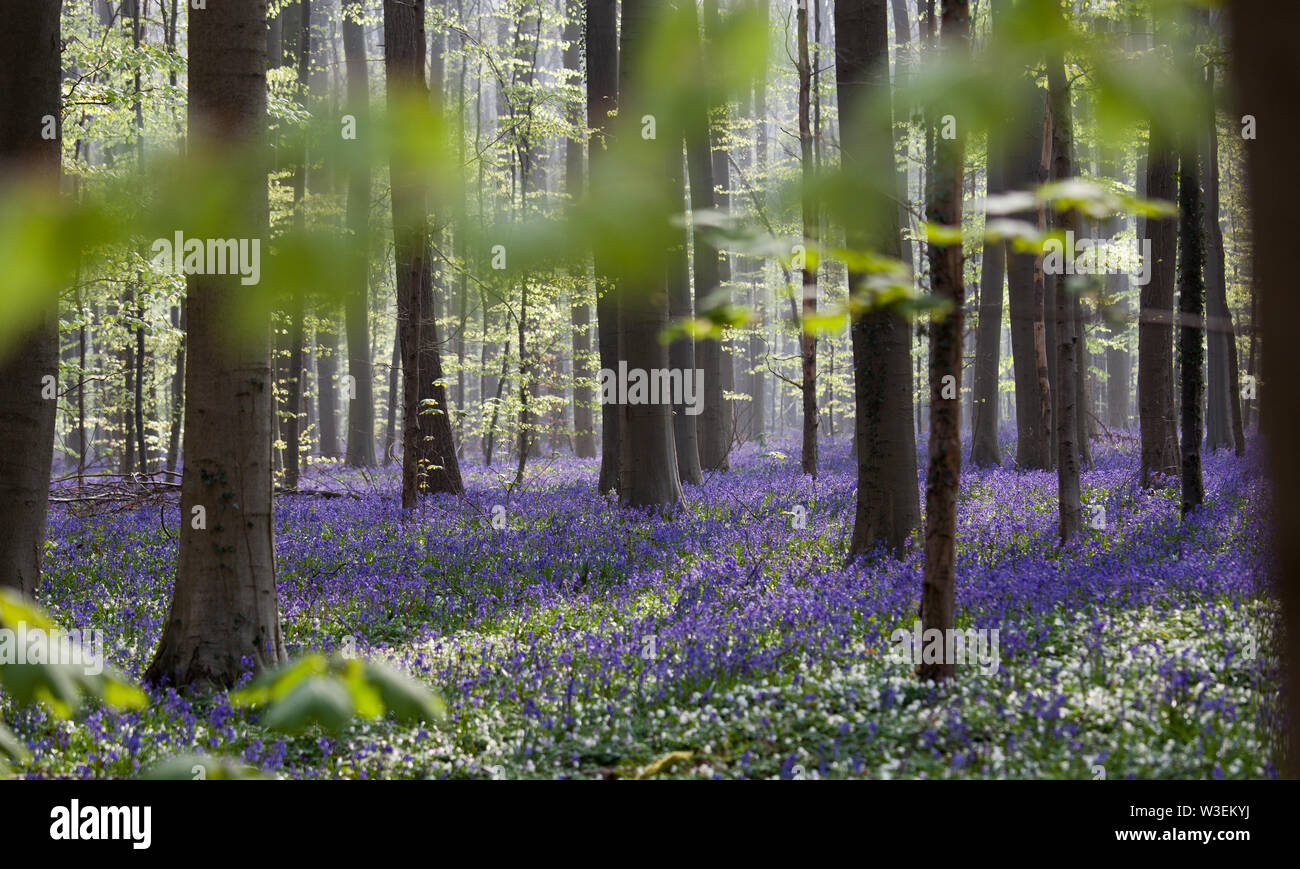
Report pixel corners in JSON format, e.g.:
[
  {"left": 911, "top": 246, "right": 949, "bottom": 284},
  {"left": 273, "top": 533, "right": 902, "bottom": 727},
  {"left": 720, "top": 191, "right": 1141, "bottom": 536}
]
[{"left": 6, "top": 431, "right": 1281, "bottom": 779}]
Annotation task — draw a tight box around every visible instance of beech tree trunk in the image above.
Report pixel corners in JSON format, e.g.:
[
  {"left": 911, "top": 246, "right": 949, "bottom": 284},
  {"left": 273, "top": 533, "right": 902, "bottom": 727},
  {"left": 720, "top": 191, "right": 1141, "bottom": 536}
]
[
  {"left": 0, "top": 0, "right": 61, "bottom": 599},
  {"left": 342, "top": 0, "right": 377, "bottom": 467},
  {"left": 918, "top": 0, "right": 968, "bottom": 683},
  {"left": 970, "top": 86, "right": 1005, "bottom": 468},
  {"left": 837, "top": 0, "right": 921, "bottom": 559},
  {"left": 1046, "top": 10, "right": 1082, "bottom": 542},
  {"left": 564, "top": 2, "right": 597, "bottom": 460},
  {"left": 1178, "top": 142, "right": 1205, "bottom": 514},
  {"left": 686, "top": 0, "right": 730, "bottom": 472},
  {"left": 1138, "top": 23, "right": 1180, "bottom": 486},
  {"left": 384, "top": 0, "right": 463, "bottom": 505},
  {"left": 798, "top": 0, "right": 819, "bottom": 477},
  {"left": 146, "top": 0, "right": 288, "bottom": 687},
  {"left": 1229, "top": 0, "right": 1300, "bottom": 777},
  {"left": 615, "top": 0, "right": 683, "bottom": 509},
  {"left": 587, "top": 0, "right": 621, "bottom": 493},
  {"left": 1007, "top": 81, "right": 1052, "bottom": 471},
  {"left": 665, "top": 132, "right": 702, "bottom": 484}
]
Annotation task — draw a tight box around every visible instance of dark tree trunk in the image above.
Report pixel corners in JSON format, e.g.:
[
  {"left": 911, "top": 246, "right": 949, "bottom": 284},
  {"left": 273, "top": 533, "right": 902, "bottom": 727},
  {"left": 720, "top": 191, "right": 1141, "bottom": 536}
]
[
  {"left": 689, "top": 0, "right": 731, "bottom": 471},
  {"left": 384, "top": 0, "right": 463, "bottom": 504},
  {"left": 616, "top": 0, "right": 683, "bottom": 509},
  {"left": 798, "top": 0, "right": 819, "bottom": 477},
  {"left": 970, "top": 73, "right": 1006, "bottom": 469},
  {"left": 1046, "top": 12, "right": 1082, "bottom": 542},
  {"left": 564, "top": 1, "right": 597, "bottom": 460},
  {"left": 384, "top": 328, "right": 400, "bottom": 465},
  {"left": 918, "top": 0, "right": 968, "bottom": 683},
  {"left": 146, "top": 0, "right": 287, "bottom": 687},
  {"left": 1229, "top": 0, "right": 1300, "bottom": 777},
  {"left": 1007, "top": 82, "right": 1052, "bottom": 470},
  {"left": 837, "top": 0, "right": 921, "bottom": 559},
  {"left": 282, "top": 1, "right": 312, "bottom": 490},
  {"left": 705, "top": 0, "right": 736, "bottom": 453},
  {"left": 1138, "top": 126, "right": 1180, "bottom": 485},
  {"left": 317, "top": 308, "right": 340, "bottom": 459},
  {"left": 1200, "top": 50, "right": 1242, "bottom": 456},
  {"left": 1178, "top": 143, "right": 1205, "bottom": 514},
  {"left": 668, "top": 143, "right": 703, "bottom": 485},
  {"left": 587, "top": 0, "right": 621, "bottom": 493},
  {"left": 0, "top": 0, "right": 61, "bottom": 598},
  {"left": 342, "top": 0, "right": 377, "bottom": 467}
]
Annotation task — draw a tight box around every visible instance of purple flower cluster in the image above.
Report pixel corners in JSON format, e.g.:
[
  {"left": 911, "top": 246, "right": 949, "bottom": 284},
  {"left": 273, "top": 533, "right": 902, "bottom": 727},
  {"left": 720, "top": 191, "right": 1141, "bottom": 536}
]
[{"left": 14, "top": 427, "right": 1277, "bottom": 778}]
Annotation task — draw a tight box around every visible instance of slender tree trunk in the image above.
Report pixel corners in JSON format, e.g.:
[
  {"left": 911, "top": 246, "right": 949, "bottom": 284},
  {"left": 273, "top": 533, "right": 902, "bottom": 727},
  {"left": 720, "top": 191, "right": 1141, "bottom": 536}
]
[
  {"left": 384, "top": 329, "right": 400, "bottom": 465},
  {"left": 0, "top": 0, "right": 61, "bottom": 598},
  {"left": 686, "top": 2, "right": 729, "bottom": 472},
  {"left": 587, "top": 0, "right": 621, "bottom": 492},
  {"left": 342, "top": 0, "right": 377, "bottom": 467},
  {"left": 919, "top": 0, "right": 968, "bottom": 683},
  {"left": 705, "top": 0, "right": 737, "bottom": 453},
  {"left": 1200, "top": 46, "right": 1242, "bottom": 456},
  {"left": 1178, "top": 141, "right": 1206, "bottom": 514},
  {"left": 668, "top": 142, "right": 703, "bottom": 485},
  {"left": 167, "top": 303, "right": 185, "bottom": 471},
  {"left": 1046, "top": 11, "right": 1082, "bottom": 542},
  {"left": 837, "top": 0, "right": 921, "bottom": 559},
  {"left": 564, "top": 1, "right": 597, "bottom": 459},
  {"left": 970, "top": 46, "right": 1006, "bottom": 469},
  {"left": 385, "top": 0, "right": 463, "bottom": 504},
  {"left": 282, "top": 1, "right": 311, "bottom": 490},
  {"left": 1139, "top": 127, "right": 1180, "bottom": 485},
  {"left": 1007, "top": 81, "right": 1052, "bottom": 470},
  {"left": 147, "top": 0, "right": 287, "bottom": 687},
  {"left": 797, "top": 0, "right": 819, "bottom": 477}
]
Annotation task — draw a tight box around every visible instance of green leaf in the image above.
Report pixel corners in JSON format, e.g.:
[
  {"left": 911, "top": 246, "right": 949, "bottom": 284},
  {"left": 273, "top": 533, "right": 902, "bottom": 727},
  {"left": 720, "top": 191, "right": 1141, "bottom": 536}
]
[
  {"left": 259, "top": 675, "right": 356, "bottom": 734},
  {"left": 231, "top": 653, "right": 328, "bottom": 708},
  {"left": 0, "top": 589, "right": 59, "bottom": 632},
  {"left": 633, "top": 750, "right": 693, "bottom": 780},
  {"left": 361, "top": 661, "right": 448, "bottom": 726},
  {"left": 0, "top": 720, "right": 29, "bottom": 765},
  {"left": 143, "top": 753, "right": 263, "bottom": 781}
]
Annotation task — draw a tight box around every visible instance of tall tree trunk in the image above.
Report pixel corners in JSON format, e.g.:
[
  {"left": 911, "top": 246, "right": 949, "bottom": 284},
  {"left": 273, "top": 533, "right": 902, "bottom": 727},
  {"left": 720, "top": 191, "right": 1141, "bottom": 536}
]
[
  {"left": 1138, "top": 21, "right": 1180, "bottom": 486},
  {"left": 384, "top": 0, "right": 463, "bottom": 504},
  {"left": 1046, "top": 8, "right": 1082, "bottom": 542},
  {"left": 1229, "top": 0, "right": 1300, "bottom": 777},
  {"left": 797, "top": 0, "right": 819, "bottom": 477},
  {"left": 1178, "top": 142, "right": 1205, "bottom": 514},
  {"left": 705, "top": 0, "right": 737, "bottom": 455},
  {"left": 686, "top": 6, "right": 729, "bottom": 472},
  {"left": 146, "top": 0, "right": 287, "bottom": 687},
  {"left": 1101, "top": 147, "right": 1130, "bottom": 430},
  {"left": 837, "top": 0, "right": 921, "bottom": 559},
  {"left": 616, "top": 0, "right": 682, "bottom": 509},
  {"left": 317, "top": 308, "right": 341, "bottom": 459},
  {"left": 1200, "top": 41, "right": 1242, "bottom": 456},
  {"left": 0, "top": 0, "right": 61, "bottom": 598},
  {"left": 167, "top": 303, "right": 185, "bottom": 471},
  {"left": 588, "top": 0, "right": 621, "bottom": 493},
  {"left": 1007, "top": 81, "right": 1052, "bottom": 470},
  {"left": 1138, "top": 130, "right": 1180, "bottom": 485},
  {"left": 564, "top": 0, "right": 597, "bottom": 460},
  {"left": 282, "top": 1, "right": 311, "bottom": 490},
  {"left": 384, "top": 328, "right": 400, "bottom": 465},
  {"left": 970, "top": 26, "right": 1006, "bottom": 470},
  {"left": 342, "top": 0, "right": 377, "bottom": 467},
  {"left": 918, "top": 0, "right": 968, "bottom": 683},
  {"left": 668, "top": 141, "right": 703, "bottom": 485}
]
